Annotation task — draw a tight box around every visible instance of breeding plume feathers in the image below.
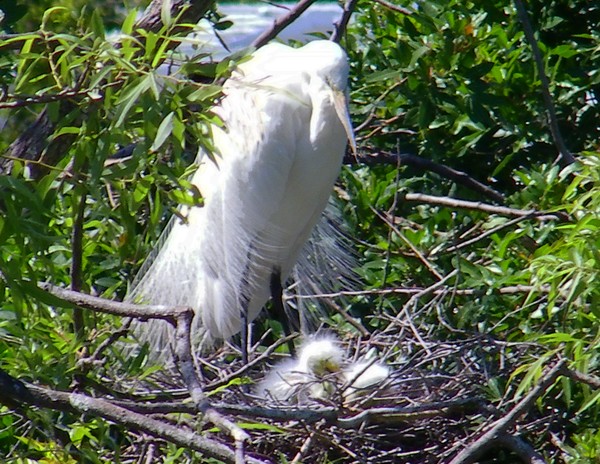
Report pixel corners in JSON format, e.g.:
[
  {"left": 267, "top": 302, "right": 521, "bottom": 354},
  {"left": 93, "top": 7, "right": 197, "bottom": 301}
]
[{"left": 127, "top": 40, "right": 355, "bottom": 357}]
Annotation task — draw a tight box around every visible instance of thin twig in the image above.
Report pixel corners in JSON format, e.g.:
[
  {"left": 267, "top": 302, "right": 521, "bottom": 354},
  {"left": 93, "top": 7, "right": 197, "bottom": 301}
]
[
  {"left": 370, "top": 205, "right": 443, "bottom": 279},
  {"left": 349, "top": 151, "right": 506, "bottom": 203},
  {"left": 70, "top": 184, "right": 87, "bottom": 339},
  {"left": 0, "top": 89, "right": 93, "bottom": 109},
  {"left": 513, "top": 0, "right": 575, "bottom": 165},
  {"left": 372, "top": 0, "right": 412, "bottom": 15},
  {"left": 441, "top": 214, "right": 537, "bottom": 255},
  {"left": 403, "top": 192, "right": 569, "bottom": 222},
  {"left": 293, "top": 284, "right": 551, "bottom": 300}
]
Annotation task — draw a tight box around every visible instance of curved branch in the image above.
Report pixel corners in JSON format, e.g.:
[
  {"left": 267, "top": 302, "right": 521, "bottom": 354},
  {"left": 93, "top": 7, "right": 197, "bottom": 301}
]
[{"left": 251, "top": 0, "right": 319, "bottom": 48}]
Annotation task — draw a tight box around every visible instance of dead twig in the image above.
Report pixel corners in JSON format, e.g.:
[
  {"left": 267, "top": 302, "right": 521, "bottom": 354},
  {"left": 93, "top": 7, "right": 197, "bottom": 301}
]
[
  {"left": 373, "top": 0, "right": 412, "bottom": 15},
  {"left": 403, "top": 192, "right": 570, "bottom": 222}
]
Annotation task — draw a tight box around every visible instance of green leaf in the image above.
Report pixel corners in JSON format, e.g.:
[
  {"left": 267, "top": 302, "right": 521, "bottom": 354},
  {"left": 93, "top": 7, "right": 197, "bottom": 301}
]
[{"left": 151, "top": 111, "right": 175, "bottom": 152}]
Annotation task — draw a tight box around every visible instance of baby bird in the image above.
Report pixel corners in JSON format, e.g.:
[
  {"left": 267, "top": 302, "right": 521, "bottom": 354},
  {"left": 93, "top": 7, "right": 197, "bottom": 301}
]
[
  {"left": 342, "top": 358, "right": 390, "bottom": 403},
  {"left": 256, "top": 337, "right": 344, "bottom": 404}
]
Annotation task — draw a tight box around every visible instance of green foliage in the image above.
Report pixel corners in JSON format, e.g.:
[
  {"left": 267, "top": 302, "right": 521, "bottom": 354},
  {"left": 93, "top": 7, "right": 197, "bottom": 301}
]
[
  {"left": 1, "top": 0, "right": 599, "bottom": 462},
  {"left": 343, "top": 1, "right": 600, "bottom": 460},
  {"left": 0, "top": 2, "right": 224, "bottom": 461}
]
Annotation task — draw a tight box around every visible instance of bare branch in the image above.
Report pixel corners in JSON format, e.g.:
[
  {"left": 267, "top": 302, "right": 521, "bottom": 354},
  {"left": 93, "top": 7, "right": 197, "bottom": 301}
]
[
  {"left": 0, "top": 369, "right": 265, "bottom": 464},
  {"left": 331, "top": 0, "right": 359, "bottom": 43},
  {"left": 403, "top": 193, "right": 570, "bottom": 222},
  {"left": 349, "top": 150, "right": 506, "bottom": 203},
  {"left": 562, "top": 367, "right": 600, "bottom": 389},
  {"left": 513, "top": 0, "right": 575, "bottom": 165},
  {"left": 449, "top": 358, "right": 566, "bottom": 464},
  {"left": 497, "top": 434, "right": 547, "bottom": 464},
  {"left": 293, "top": 284, "right": 552, "bottom": 300},
  {"left": 251, "top": 0, "right": 318, "bottom": 48},
  {"left": 40, "top": 283, "right": 186, "bottom": 321},
  {"left": 373, "top": 0, "right": 412, "bottom": 15}
]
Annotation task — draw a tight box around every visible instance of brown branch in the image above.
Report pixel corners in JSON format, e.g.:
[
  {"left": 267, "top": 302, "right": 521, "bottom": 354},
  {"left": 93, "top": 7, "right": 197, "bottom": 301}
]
[
  {"left": 0, "top": 89, "right": 92, "bottom": 109},
  {"left": 251, "top": 0, "right": 318, "bottom": 48},
  {"left": 372, "top": 0, "right": 412, "bottom": 15},
  {"left": 0, "top": 369, "right": 265, "bottom": 464},
  {"left": 403, "top": 193, "right": 569, "bottom": 222},
  {"left": 40, "top": 283, "right": 186, "bottom": 321},
  {"left": 349, "top": 150, "right": 506, "bottom": 203},
  {"left": 449, "top": 358, "right": 566, "bottom": 464},
  {"left": 172, "top": 309, "right": 250, "bottom": 461},
  {"left": 293, "top": 284, "right": 552, "bottom": 300},
  {"left": 497, "top": 434, "right": 547, "bottom": 464},
  {"left": 70, "top": 185, "right": 86, "bottom": 339},
  {"left": 562, "top": 367, "right": 600, "bottom": 389},
  {"left": 135, "top": 0, "right": 214, "bottom": 40},
  {"left": 330, "top": 0, "right": 359, "bottom": 43},
  {"left": 513, "top": 0, "right": 575, "bottom": 165}
]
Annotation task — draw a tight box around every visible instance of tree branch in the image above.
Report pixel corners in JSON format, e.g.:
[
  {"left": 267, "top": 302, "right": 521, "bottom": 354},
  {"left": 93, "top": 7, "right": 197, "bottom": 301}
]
[
  {"left": 372, "top": 0, "right": 412, "bottom": 15},
  {"left": 349, "top": 150, "right": 506, "bottom": 203},
  {"left": 0, "top": 369, "right": 265, "bottom": 464},
  {"left": 251, "top": 0, "right": 318, "bottom": 48},
  {"left": 513, "top": 0, "right": 575, "bottom": 165},
  {"left": 449, "top": 358, "right": 566, "bottom": 464},
  {"left": 330, "top": 0, "right": 359, "bottom": 43},
  {"left": 497, "top": 434, "right": 547, "bottom": 464},
  {"left": 40, "top": 283, "right": 186, "bottom": 321},
  {"left": 403, "top": 192, "right": 569, "bottom": 222}
]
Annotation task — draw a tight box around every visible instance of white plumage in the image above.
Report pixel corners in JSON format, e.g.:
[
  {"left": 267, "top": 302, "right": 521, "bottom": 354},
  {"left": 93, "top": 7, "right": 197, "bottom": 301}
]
[
  {"left": 256, "top": 336, "right": 391, "bottom": 404},
  {"left": 342, "top": 360, "right": 390, "bottom": 402},
  {"left": 128, "top": 40, "right": 354, "bottom": 354},
  {"left": 255, "top": 337, "right": 345, "bottom": 403}
]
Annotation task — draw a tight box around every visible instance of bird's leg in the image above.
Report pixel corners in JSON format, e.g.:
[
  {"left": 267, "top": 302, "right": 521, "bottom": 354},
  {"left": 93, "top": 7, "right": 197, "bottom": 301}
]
[
  {"left": 240, "top": 302, "right": 249, "bottom": 366},
  {"left": 269, "top": 268, "right": 297, "bottom": 356}
]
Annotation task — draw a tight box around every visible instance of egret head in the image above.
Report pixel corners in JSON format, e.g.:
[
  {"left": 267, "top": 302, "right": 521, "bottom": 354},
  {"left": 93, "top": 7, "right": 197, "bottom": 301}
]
[
  {"left": 299, "top": 40, "right": 350, "bottom": 92},
  {"left": 298, "top": 41, "right": 356, "bottom": 155},
  {"left": 297, "top": 336, "right": 345, "bottom": 376}
]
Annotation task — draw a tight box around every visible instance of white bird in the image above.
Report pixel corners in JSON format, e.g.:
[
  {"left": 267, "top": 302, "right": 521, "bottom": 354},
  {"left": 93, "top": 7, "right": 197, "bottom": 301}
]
[
  {"left": 128, "top": 40, "right": 355, "bottom": 357},
  {"left": 342, "top": 360, "right": 390, "bottom": 403},
  {"left": 255, "top": 336, "right": 345, "bottom": 403}
]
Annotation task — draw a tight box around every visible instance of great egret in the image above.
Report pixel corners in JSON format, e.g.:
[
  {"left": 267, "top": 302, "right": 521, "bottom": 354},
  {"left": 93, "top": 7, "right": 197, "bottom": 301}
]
[
  {"left": 255, "top": 336, "right": 345, "bottom": 403},
  {"left": 129, "top": 40, "right": 355, "bottom": 358}
]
